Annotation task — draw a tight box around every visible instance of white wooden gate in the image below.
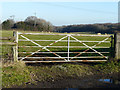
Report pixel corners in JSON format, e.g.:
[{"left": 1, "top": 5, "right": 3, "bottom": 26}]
[{"left": 17, "top": 32, "right": 113, "bottom": 63}]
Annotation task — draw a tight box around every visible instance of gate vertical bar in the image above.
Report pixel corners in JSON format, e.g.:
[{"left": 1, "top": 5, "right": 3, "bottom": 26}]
[
  {"left": 68, "top": 35, "right": 70, "bottom": 61},
  {"left": 13, "top": 31, "right": 18, "bottom": 62}
]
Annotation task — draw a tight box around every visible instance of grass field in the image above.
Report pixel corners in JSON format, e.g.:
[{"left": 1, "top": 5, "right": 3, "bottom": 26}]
[
  {"left": 1, "top": 30, "right": 120, "bottom": 88},
  {"left": 1, "top": 30, "right": 114, "bottom": 62}
]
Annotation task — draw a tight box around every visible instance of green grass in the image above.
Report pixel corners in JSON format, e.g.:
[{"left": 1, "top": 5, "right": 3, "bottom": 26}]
[
  {"left": 92, "top": 61, "right": 120, "bottom": 74},
  {"left": 1, "top": 30, "right": 119, "bottom": 88},
  {"left": 1, "top": 30, "right": 14, "bottom": 60},
  {"left": 2, "top": 60, "right": 120, "bottom": 88},
  {"left": 0, "top": 30, "right": 13, "bottom": 37},
  {"left": 18, "top": 35, "right": 111, "bottom": 56},
  {"left": 1, "top": 30, "right": 113, "bottom": 61},
  {"left": 2, "top": 61, "right": 31, "bottom": 88},
  {"left": 18, "top": 31, "right": 112, "bottom": 58},
  {"left": 2, "top": 62, "right": 93, "bottom": 88}
]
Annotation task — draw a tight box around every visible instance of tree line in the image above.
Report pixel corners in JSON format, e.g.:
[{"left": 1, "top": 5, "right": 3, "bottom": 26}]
[
  {"left": 1, "top": 16, "right": 119, "bottom": 34},
  {"left": 54, "top": 23, "right": 119, "bottom": 34},
  {"left": 2, "top": 16, "right": 53, "bottom": 32}
]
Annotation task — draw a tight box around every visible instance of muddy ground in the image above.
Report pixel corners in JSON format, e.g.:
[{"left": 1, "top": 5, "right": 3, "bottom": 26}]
[
  {"left": 18, "top": 71, "right": 120, "bottom": 88},
  {"left": 25, "top": 75, "right": 120, "bottom": 88},
  {"left": 5, "top": 62, "right": 120, "bottom": 89}
]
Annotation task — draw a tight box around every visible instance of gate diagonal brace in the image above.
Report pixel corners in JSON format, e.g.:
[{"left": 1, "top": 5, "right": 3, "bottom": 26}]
[
  {"left": 70, "top": 35, "right": 108, "bottom": 59},
  {"left": 20, "top": 35, "right": 68, "bottom": 61},
  {"left": 70, "top": 36, "right": 110, "bottom": 60}
]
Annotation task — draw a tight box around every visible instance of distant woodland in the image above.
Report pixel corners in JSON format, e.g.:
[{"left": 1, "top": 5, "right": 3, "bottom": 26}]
[
  {"left": 54, "top": 23, "right": 119, "bottom": 34},
  {"left": 1, "top": 16, "right": 119, "bottom": 34}
]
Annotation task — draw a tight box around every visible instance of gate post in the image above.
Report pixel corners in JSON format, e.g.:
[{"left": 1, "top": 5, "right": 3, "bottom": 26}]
[
  {"left": 13, "top": 31, "right": 18, "bottom": 62},
  {"left": 114, "top": 32, "right": 120, "bottom": 60},
  {"left": 110, "top": 35, "right": 114, "bottom": 58}
]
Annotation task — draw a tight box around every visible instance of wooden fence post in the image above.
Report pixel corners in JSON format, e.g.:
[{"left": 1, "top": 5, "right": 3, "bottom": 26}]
[
  {"left": 114, "top": 32, "right": 120, "bottom": 60},
  {"left": 13, "top": 31, "right": 18, "bottom": 62},
  {"left": 110, "top": 35, "right": 114, "bottom": 59}
]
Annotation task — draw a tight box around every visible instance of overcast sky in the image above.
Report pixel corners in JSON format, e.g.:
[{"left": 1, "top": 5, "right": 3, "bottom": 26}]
[{"left": 1, "top": 1, "right": 118, "bottom": 26}]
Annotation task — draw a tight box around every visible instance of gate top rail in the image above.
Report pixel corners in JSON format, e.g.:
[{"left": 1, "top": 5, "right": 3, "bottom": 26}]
[{"left": 18, "top": 32, "right": 112, "bottom": 37}]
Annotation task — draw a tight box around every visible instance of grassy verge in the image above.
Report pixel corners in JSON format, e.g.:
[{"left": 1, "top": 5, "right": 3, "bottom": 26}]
[
  {"left": 2, "top": 61, "right": 31, "bottom": 88},
  {"left": 2, "top": 62, "right": 93, "bottom": 88},
  {"left": 2, "top": 61, "right": 120, "bottom": 88},
  {"left": 92, "top": 61, "right": 120, "bottom": 74}
]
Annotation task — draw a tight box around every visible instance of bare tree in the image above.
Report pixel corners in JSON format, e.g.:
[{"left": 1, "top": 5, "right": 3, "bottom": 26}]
[{"left": 24, "top": 16, "right": 53, "bottom": 31}]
